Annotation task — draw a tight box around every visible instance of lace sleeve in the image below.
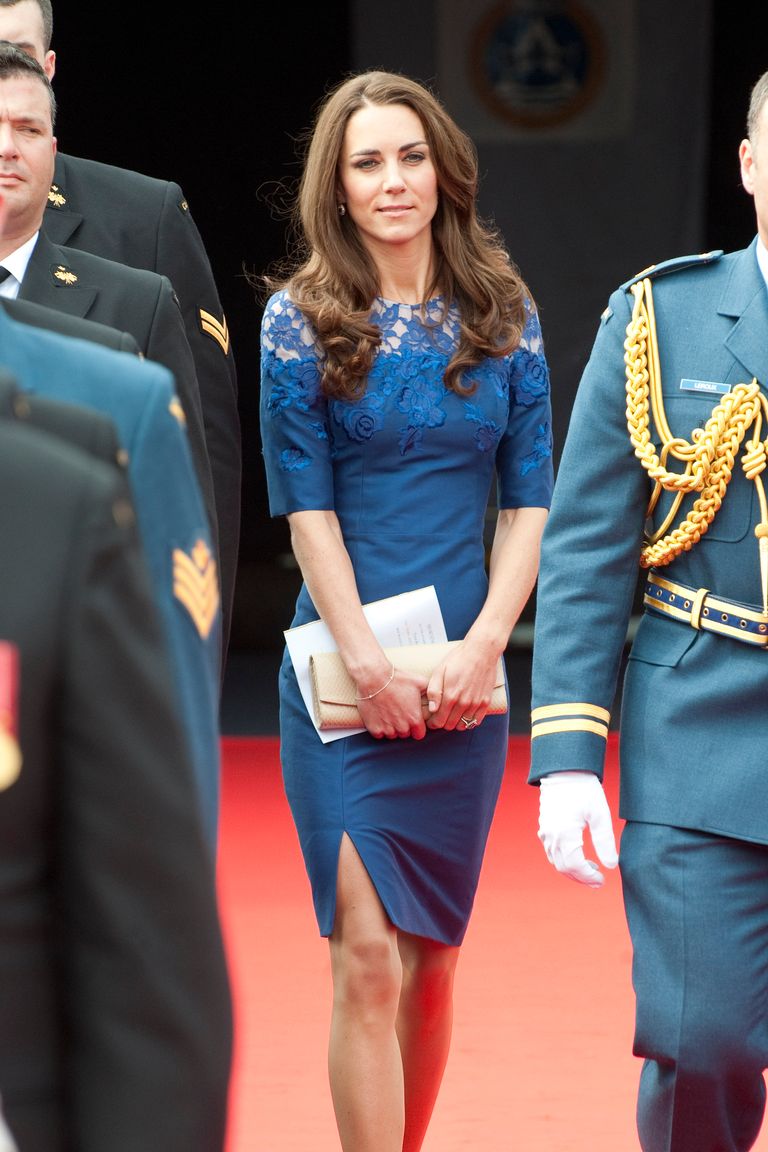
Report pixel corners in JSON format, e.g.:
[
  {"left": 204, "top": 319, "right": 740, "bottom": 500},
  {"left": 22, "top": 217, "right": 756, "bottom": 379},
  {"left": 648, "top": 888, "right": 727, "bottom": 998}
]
[
  {"left": 496, "top": 302, "right": 554, "bottom": 508},
  {"left": 259, "top": 291, "right": 335, "bottom": 516}
]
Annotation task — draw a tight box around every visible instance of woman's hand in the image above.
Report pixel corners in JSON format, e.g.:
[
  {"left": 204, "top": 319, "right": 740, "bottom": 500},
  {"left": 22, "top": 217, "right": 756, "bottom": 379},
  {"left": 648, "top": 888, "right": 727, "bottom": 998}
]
[
  {"left": 424, "top": 644, "right": 500, "bottom": 732},
  {"left": 356, "top": 668, "right": 429, "bottom": 740},
  {"left": 422, "top": 506, "right": 547, "bottom": 732}
]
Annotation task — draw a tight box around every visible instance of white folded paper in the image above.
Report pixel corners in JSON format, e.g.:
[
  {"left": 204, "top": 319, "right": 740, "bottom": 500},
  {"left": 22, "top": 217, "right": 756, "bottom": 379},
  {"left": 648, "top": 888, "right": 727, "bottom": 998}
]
[{"left": 284, "top": 585, "right": 447, "bottom": 743}]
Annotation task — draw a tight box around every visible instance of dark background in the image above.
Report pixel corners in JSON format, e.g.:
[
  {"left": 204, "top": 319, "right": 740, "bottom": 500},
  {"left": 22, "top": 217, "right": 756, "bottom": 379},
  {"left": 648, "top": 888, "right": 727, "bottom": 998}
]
[{"left": 50, "top": 5, "right": 764, "bottom": 662}]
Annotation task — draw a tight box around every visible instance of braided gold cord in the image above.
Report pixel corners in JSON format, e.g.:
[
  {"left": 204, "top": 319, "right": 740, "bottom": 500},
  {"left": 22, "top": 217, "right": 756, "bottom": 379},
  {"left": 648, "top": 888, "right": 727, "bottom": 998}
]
[{"left": 624, "top": 278, "right": 768, "bottom": 570}]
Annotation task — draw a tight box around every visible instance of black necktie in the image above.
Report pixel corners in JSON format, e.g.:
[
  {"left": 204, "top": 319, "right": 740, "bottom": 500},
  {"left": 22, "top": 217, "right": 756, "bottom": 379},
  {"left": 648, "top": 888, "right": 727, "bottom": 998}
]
[{"left": 0, "top": 268, "right": 9, "bottom": 284}]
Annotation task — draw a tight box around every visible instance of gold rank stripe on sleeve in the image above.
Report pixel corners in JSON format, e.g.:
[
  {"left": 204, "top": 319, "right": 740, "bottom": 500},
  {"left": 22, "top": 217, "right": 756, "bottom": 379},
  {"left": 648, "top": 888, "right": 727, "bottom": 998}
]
[
  {"left": 530, "top": 702, "right": 611, "bottom": 741},
  {"left": 199, "top": 309, "right": 230, "bottom": 356},
  {"left": 172, "top": 540, "right": 220, "bottom": 640}
]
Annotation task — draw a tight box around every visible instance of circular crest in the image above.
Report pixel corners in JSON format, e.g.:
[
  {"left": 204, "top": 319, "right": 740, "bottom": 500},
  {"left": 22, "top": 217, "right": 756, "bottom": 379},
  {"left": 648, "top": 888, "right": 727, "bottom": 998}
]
[{"left": 470, "top": 1, "right": 606, "bottom": 129}]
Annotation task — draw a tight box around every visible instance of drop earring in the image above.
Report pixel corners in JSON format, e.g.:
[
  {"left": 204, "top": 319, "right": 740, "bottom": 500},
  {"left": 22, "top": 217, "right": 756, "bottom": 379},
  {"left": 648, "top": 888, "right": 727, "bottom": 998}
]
[{"left": 338, "top": 203, "right": 346, "bottom": 217}]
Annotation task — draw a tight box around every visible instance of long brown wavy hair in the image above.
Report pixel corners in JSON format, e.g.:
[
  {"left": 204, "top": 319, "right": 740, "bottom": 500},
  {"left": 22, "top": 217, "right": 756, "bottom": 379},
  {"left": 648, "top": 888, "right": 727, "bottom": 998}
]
[{"left": 264, "top": 70, "right": 533, "bottom": 400}]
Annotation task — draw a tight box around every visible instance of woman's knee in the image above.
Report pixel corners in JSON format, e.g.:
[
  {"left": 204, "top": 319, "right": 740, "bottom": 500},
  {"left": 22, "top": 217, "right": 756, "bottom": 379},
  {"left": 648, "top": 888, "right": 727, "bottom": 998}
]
[
  {"left": 398, "top": 936, "right": 459, "bottom": 1006},
  {"left": 332, "top": 930, "right": 402, "bottom": 1016}
]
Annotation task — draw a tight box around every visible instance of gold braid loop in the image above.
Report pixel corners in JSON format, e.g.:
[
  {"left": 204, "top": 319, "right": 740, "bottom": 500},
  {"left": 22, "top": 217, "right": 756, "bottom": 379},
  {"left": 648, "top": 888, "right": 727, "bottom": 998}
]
[
  {"left": 742, "top": 440, "right": 767, "bottom": 481},
  {"left": 624, "top": 277, "right": 768, "bottom": 571}
]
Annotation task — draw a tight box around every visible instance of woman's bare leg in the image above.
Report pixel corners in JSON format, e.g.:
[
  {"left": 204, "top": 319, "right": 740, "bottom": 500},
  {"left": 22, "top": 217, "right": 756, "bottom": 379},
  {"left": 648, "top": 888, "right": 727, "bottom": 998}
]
[
  {"left": 328, "top": 833, "right": 404, "bottom": 1151},
  {"left": 396, "top": 932, "right": 460, "bottom": 1152}
]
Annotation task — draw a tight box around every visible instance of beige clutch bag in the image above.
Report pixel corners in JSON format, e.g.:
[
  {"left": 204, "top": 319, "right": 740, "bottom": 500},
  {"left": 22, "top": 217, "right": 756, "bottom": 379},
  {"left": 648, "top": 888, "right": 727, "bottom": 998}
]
[{"left": 309, "top": 640, "right": 508, "bottom": 730}]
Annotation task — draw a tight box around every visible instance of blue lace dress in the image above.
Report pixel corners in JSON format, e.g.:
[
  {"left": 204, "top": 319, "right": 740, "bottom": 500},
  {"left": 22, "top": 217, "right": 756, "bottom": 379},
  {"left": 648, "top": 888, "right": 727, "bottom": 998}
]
[{"left": 260, "top": 291, "right": 553, "bottom": 945}]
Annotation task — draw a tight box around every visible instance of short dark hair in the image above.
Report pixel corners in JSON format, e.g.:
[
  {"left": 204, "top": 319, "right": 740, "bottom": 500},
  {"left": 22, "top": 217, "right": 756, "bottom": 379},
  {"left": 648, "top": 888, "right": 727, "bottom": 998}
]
[
  {"left": 0, "top": 39, "right": 56, "bottom": 124},
  {"left": 0, "top": 1, "right": 52, "bottom": 51}
]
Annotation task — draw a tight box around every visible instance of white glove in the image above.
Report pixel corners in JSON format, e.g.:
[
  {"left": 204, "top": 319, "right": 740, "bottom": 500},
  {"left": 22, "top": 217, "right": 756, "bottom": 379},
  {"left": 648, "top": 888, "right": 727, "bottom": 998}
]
[{"left": 538, "top": 771, "right": 619, "bottom": 888}]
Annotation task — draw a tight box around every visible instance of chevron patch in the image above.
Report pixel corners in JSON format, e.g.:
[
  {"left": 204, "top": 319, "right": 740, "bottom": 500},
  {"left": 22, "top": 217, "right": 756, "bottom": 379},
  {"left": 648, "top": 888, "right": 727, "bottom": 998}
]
[
  {"left": 173, "top": 540, "right": 220, "bottom": 639},
  {"left": 199, "top": 308, "right": 230, "bottom": 355}
]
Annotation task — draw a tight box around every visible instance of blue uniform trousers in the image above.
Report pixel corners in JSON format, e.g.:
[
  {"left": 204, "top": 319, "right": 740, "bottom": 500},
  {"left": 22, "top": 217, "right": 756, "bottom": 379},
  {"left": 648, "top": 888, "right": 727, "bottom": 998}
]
[{"left": 620, "top": 821, "right": 768, "bottom": 1151}]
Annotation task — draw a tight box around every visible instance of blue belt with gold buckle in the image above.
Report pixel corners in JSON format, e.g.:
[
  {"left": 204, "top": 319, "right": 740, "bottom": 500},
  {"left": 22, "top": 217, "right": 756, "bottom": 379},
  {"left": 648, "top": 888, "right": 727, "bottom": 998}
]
[{"left": 644, "top": 572, "right": 768, "bottom": 648}]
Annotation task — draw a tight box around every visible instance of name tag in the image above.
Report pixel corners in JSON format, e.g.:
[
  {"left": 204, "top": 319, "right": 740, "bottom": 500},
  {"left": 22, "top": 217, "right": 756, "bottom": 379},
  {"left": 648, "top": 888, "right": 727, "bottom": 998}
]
[{"left": 679, "top": 377, "right": 730, "bottom": 395}]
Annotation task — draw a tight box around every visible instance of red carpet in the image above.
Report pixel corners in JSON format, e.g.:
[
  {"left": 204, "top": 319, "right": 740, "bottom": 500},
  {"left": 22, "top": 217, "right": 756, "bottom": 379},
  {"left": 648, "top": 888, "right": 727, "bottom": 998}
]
[{"left": 217, "top": 735, "right": 768, "bottom": 1151}]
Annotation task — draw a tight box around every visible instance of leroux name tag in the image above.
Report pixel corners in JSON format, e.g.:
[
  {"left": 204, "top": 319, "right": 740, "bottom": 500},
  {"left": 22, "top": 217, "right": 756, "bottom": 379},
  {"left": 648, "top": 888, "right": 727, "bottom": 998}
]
[{"left": 679, "top": 377, "right": 730, "bottom": 395}]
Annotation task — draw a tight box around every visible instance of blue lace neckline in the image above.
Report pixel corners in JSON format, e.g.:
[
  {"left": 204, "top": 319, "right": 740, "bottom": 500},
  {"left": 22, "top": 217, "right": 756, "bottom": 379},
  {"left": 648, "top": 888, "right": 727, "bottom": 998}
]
[{"left": 374, "top": 294, "right": 444, "bottom": 309}]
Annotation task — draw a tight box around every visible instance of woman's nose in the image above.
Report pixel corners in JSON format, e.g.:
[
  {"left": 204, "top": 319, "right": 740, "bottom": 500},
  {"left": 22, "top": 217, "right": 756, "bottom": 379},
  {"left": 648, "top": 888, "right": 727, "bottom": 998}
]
[{"left": 381, "top": 161, "right": 406, "bottom": 192}]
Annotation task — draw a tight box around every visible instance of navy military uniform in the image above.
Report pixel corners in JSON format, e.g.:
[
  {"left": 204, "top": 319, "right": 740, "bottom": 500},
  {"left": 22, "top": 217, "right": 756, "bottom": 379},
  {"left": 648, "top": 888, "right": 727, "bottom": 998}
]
[
  {"left": 45, "top": 153, "right": 241, "bottom": 655},
  {"left": 530, "top": 238, "right": 768, "bottom": 1151},
  {"left": 0, "top": 389, "right": 231, "bottom": 1151},
  {"left": 0, "top": 304, "right": 222, "bottom": 845}
]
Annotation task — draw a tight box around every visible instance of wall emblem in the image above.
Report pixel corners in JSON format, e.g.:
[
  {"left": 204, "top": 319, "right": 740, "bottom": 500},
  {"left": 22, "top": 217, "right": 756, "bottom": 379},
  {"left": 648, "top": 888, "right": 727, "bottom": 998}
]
[{"left": 471, "top": 1, "right": 606, "bottom": 129}]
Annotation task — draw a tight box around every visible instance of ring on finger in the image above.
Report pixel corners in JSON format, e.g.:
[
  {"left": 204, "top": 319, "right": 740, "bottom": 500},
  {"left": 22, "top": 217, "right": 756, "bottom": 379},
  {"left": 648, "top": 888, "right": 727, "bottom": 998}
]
[{"left": 460, "top": 715, "right": 478, "bottom": 730}]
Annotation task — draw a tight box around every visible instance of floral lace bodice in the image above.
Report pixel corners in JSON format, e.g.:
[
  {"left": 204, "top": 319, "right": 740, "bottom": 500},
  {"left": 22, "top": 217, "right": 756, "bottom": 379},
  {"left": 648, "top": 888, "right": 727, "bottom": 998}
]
[{"left": 260, "top": 291, "right": 552, "bottom": 515}]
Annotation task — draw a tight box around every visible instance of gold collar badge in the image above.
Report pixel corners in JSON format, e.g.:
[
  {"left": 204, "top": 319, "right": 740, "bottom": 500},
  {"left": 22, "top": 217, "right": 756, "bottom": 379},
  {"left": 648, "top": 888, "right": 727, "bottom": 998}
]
[
  {"left": 53, "top": 265, "right": 78, "bottom": 286},
  {"left": 47, "top": 183, "right": 66, "bottom": 208}
]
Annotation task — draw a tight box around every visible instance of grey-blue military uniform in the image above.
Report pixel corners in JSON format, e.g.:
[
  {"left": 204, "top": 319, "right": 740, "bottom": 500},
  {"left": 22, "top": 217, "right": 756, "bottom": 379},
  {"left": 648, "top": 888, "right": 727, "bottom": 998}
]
[
  {"left": 530, "top": 237, "right": 768, "bottom": 1151},
  {"left": 0, "top": 304, "right": 222, "bottom": 848}
]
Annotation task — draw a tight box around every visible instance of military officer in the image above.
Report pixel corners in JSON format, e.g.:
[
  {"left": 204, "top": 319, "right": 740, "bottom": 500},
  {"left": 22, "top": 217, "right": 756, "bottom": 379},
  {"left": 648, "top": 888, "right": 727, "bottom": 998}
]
[
  {"left": 530, "top": 70, "right": 768, "bottom": 1152},
  {"left": 44, "top": 152, "right": 242, "bottom": 655},
  {"left": 0, "top": 379, "right": 232, "bottom": 1151},
  {"left": 0, "top": 0, "right": 241, "bottom": 655}
]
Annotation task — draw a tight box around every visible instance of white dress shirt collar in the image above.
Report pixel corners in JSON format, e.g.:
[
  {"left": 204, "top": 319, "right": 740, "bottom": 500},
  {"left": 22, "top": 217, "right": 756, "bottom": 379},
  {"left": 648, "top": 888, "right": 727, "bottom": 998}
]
[
  {"left": 0, "top": 232, "right": 39, "bottom": 299},
  {"left": 755, "top": 236, "right": 768, "bottom": 292}
]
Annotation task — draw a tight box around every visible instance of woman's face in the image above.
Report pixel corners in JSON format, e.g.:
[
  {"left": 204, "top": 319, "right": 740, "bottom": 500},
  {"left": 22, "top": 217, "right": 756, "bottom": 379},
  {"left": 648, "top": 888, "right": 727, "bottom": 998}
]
[{"left": 337, "top": 101, "right": 438, "bottom": 258}]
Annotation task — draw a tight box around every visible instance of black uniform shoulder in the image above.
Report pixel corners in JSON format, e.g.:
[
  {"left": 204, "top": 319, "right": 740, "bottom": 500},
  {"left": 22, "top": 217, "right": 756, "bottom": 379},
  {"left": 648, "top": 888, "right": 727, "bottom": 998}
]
[
  {"left": 53, "top": 152, "right": 177, "bottom": 200},
  {"left": 0, "top": 404, "right": 131, "bottom": 507}
]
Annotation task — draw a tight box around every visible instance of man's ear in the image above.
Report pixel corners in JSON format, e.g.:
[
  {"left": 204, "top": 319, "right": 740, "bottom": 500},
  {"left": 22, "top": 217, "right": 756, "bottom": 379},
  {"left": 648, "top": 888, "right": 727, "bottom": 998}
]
[{"left": 739, "top": 138, "right": 755, "bottom": 197}]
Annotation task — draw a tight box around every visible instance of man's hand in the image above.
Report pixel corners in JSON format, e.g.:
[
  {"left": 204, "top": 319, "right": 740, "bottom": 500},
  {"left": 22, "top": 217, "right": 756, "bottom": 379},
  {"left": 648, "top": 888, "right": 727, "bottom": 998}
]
[{"left": 538, "top": 771, "right": 619, "bottom": 887}]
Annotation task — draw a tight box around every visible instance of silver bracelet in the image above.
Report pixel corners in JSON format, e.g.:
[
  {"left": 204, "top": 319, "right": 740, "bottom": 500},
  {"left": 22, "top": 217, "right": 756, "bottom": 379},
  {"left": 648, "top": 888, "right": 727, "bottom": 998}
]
[{"left": 354, "top": 662, "right": 396, "bottom": 701}]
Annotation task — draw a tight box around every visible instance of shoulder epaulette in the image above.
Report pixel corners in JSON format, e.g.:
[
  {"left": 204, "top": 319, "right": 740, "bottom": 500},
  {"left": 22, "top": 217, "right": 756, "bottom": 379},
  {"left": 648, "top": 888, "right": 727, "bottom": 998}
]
[{"left": 621, "top": 250, "right": 724, "bottom": 292}]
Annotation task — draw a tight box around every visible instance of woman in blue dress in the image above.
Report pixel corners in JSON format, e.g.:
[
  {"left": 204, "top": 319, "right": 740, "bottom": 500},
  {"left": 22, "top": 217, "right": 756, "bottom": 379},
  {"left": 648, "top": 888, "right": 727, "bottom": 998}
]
[{"left": 259, "top": 70, "right": 553, "bottom": 1152}]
